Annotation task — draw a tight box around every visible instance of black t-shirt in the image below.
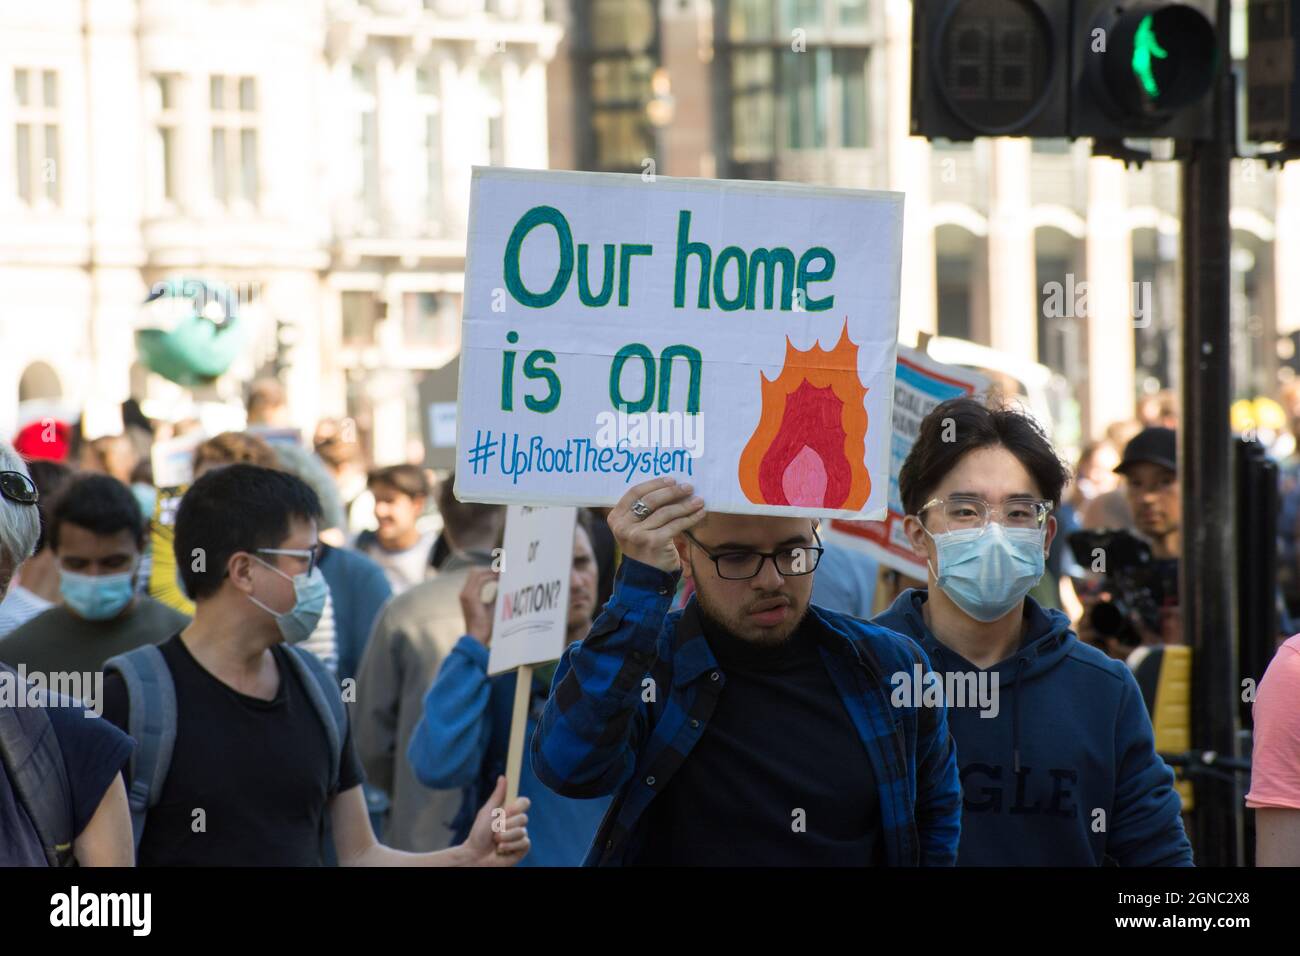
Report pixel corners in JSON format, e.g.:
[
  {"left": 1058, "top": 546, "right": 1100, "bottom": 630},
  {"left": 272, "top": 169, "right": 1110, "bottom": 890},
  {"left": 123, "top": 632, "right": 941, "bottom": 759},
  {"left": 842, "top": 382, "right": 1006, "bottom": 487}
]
[
  {"left": 639, "top": 608, "right": 884, "bottom": 866},
  {"left": 0, "top": 696, "right": 133, "bottom": 866},
  {"left": 101, "top": 634, "right": 364, "bottom": 866}
]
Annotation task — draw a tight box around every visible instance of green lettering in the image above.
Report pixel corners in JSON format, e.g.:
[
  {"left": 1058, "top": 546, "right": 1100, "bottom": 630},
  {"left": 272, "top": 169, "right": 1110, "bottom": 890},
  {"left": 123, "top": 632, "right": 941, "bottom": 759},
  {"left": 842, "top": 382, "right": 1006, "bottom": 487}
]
[
  {"left": 747, "top": 247, "right": 796, "bottom": 310},
  {"left": 673, "top": 210, "right": 711, "bottom": 309},
  {"left": 610, "top": 343, "right": 655, "bottom": 413},
  {"left": 618, "top": 244, "right": 653, "bottom": 306},
  {"left": 577, "top": 243, "right": 615, "bottom": 306},
  {"left": 657, "top": 345, "right": 702, "bottom": 414},
  {"left": 523, "top": 350, "right": 561, "bottom": 413},
  {"left": 796, "top": 247, "right": 835, "bottom": 312},
  {"left": 713, "top": 246, "right": 748, "bottom": 311},
  {"left": 504, "top": 206, "right": 573, "bottom": 308}
]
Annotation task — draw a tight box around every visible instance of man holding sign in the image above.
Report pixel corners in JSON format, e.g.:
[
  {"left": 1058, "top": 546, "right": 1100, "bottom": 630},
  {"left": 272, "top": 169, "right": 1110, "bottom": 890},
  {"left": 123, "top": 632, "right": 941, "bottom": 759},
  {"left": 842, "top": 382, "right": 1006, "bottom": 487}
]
[{"left": 531, "top": 478, "right": 961, "bottom": 866}]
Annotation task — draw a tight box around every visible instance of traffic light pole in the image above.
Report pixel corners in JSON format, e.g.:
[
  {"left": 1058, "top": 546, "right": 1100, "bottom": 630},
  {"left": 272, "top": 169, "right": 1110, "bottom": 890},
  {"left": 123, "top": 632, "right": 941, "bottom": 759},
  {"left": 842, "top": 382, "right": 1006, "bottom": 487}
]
[{"left": 1178, "top": 0, "right": 1241, "bottom": 866}]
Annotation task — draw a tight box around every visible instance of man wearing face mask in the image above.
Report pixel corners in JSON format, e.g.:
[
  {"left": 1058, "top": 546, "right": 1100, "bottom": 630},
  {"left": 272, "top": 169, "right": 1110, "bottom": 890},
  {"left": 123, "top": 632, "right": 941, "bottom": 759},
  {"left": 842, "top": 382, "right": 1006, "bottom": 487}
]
[
  {"left": 98, "top": 464, "right": 530, "bottom": 866},
  {"left": 873, "top": 398, "right": 1192, "bottom": 866},
  {"left": 0, "top": 473, "right": 189, "bottom": 675}
]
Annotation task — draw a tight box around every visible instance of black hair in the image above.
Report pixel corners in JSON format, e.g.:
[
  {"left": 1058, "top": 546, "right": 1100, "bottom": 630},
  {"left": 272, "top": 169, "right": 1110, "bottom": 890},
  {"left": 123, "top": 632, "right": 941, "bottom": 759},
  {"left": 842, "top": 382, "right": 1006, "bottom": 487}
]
[
  {"left": 25, "top": 459, "right": 72, "bottom": 554},
  {"left": 898, "top": 397, "right": 1072, "bottom": 516},
  {"left": 49, "top": 473, "right": 146, "bottom": 552},
  {"left": 174, "top": 463, "right": 322, "bottom": 601}
]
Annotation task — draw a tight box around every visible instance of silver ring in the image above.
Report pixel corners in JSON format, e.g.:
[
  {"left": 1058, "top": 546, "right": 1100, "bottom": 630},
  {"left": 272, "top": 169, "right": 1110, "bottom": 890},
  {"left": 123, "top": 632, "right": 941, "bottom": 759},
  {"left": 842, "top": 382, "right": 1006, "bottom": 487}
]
[{"left": 631, "top": 498, "right": 651, "bottom": 520}]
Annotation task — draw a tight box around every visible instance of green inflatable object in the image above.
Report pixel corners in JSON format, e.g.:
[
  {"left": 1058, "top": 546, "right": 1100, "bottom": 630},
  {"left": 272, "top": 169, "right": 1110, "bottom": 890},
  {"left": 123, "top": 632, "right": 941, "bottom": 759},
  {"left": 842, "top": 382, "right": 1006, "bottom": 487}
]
[{"left": 136, "top": 278, "right": 243, "bottom": 386}]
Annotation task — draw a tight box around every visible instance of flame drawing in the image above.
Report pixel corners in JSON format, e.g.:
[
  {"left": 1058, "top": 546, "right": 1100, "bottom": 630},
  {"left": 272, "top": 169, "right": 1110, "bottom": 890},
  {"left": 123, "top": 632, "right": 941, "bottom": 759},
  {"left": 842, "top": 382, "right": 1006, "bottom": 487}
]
[{"left": 738, "top": 321, "right": 871, "bottom": 510}]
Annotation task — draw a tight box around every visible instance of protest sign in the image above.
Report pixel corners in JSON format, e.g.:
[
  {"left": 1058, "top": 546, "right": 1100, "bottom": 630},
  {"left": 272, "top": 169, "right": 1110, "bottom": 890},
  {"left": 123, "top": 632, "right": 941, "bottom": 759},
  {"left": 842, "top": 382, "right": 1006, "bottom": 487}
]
[
  {"left": 828, "top": 347, "right": 989, "bottom": 578},
  {"left": 487, "top": 504, "right": 577, "bottom": 801},
  {"left": 454, "top": 167, "right": 903, "bottom": 519},
  {"left": 151, "top": 433, "right": 204, "bottom": 489}
]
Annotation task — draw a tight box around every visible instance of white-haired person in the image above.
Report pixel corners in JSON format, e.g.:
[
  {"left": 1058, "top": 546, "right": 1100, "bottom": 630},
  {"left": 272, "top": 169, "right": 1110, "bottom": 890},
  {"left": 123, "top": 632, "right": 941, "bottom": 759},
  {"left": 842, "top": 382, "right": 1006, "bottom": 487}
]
[{"left": 0, "top": 438, "right": 135, "bottom": 865}]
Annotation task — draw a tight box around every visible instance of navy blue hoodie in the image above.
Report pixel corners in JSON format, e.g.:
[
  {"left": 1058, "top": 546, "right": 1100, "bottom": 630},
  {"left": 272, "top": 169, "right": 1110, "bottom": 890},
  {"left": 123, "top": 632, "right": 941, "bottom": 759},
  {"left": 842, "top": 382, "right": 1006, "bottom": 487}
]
[{"left": 875, "top": 589, "right": 1193, "bottom": 866}]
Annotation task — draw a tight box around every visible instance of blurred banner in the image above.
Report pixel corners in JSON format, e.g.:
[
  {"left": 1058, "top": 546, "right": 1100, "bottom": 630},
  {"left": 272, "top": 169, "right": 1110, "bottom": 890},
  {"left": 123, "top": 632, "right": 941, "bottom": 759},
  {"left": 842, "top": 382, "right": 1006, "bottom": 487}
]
[{"left": 828, "top": 347, "right": 988, "bottom": 578}]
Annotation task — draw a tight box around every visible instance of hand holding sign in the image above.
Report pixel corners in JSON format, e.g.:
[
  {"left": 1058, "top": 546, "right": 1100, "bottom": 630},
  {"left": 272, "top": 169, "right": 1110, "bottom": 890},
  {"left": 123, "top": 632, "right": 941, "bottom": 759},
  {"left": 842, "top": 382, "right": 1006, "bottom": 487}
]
[
  {"left": 463, "top": 775, "right": 530, "bottom": 866},
  {"left": 609, "top": 477, "right": 706, "bottom": 573},
  {"left": 460, "top": 568, "right": 499, "bottom": 646}
]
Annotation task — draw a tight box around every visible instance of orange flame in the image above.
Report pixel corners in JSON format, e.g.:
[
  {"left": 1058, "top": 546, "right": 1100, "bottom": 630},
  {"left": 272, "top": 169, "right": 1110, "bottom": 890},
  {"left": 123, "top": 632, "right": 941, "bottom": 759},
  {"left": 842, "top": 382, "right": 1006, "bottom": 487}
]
[{"left": 738, "top": 321, "right": 870, "bottom": 510}]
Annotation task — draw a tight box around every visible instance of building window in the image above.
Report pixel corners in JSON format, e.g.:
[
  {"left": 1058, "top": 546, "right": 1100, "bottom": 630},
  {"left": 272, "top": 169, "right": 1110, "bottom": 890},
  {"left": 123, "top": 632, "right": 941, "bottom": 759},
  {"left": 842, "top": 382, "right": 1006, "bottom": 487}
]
[
  {"left": 352, "top": 64, "right": 379, "bottom": 223},
  {"left": 721, "top": 1, "right": 871, "bottom": 175},
  {"left": 416, "top": 65, "right": 443, "bottom": 233},
  {"left": 576, "top": 0, "right": 659, "bottom": 172},
  {"left": 480, "top": 66, "right": 505, "bottom": 166},
  {"left": 150, "top": 74, "right": 180, "bottom": 205},
  {"left": 341, "top": 291, "right": 380, "bottom": 347},
  {"left": 13, "top": 68, "right": 61, "bottom": 207},
  {"left": 210, "top": 74, "right": 259, "bottom": 207},
  {"left": 402, "top": 291, "right": 448, "bottom": 348}
]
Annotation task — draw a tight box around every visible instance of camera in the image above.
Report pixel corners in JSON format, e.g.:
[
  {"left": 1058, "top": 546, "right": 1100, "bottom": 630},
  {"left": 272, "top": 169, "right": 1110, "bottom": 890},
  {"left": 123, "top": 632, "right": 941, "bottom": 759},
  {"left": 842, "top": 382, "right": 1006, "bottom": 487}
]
[{"left": 1067, "top": 528, "right": 1174, "bottom": 647}]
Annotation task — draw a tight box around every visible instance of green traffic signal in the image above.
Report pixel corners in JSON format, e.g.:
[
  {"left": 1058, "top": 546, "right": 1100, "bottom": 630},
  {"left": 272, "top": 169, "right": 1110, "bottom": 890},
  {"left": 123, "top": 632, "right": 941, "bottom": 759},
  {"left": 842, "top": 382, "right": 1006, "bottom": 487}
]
[{"left": 1132, "top": 14, "right": 1170, "bottom": 99}]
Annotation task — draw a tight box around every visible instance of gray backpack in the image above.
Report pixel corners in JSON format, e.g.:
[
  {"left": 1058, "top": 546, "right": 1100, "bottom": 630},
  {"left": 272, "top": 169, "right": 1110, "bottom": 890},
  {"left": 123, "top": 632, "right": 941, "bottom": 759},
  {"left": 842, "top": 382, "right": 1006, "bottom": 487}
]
[
  {"left": 0, "top": 663, "right": 76, "bottom": 866},
  {"left": 103, "top": 644, "right": 346, "bottom": 851}
]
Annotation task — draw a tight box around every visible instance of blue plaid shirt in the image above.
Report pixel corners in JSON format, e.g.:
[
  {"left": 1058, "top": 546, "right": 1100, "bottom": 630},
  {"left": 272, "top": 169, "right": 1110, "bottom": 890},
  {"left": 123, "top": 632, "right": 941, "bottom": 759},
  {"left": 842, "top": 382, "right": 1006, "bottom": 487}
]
[{"left": 531, "top": 558, "right": 962, "bottom": 866}]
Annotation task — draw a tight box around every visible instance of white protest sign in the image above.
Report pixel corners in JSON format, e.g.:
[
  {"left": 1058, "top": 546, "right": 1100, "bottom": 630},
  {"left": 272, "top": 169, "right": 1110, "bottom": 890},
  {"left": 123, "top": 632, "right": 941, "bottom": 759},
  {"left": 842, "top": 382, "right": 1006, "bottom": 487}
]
[
  {"left": 454, "top": 167, "right": 903, "bottom": 519},
  {"left": 828, "top": 347, "right": 989, "bottom": 578},
  {"left": 487, "top": 504, "right": 578, "bottom": 677},
  {"left": 429, "top": 402, "right": 458, "bottom": 448}
]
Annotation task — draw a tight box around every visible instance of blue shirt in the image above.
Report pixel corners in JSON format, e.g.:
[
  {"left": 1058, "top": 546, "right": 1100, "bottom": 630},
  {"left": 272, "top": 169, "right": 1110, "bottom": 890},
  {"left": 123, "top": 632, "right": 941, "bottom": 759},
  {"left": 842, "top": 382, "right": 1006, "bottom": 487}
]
[
  {"left": 530, "top": 558, "right": 962, "bottom": 866},
  {"left": 407, "top": 636, "right": 610, "bottom": 867}
]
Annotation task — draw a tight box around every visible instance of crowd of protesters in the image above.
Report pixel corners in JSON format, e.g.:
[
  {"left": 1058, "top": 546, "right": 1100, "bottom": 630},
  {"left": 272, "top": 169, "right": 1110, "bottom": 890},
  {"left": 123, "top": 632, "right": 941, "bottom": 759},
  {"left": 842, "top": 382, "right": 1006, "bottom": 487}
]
[{"left": 0, "top": 375, "right": 1297, "bottom": 866}]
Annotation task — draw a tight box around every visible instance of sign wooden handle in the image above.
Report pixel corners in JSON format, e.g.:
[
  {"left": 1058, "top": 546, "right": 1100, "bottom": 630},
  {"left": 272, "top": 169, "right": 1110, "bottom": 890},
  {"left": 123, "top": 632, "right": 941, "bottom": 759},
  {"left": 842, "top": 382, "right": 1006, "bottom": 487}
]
[{"left": 504, "top": 664, "right": 534, "bottom": 805}]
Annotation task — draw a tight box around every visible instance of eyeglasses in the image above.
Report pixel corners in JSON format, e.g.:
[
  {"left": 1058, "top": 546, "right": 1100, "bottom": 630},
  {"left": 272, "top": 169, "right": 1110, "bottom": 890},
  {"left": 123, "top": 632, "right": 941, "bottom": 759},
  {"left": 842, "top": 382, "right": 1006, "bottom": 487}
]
[
  {"left": 917, "top": 495, "right": 1052, "bottom": 535},
  {"left": 256, "top": 546, "right": 320, "bottom": 575},
  {"left": 683, "top": 530, "right": 823, "bottom": 580},
  {"left": 0, "top": 471, "right": 38, "bottom": 506}
]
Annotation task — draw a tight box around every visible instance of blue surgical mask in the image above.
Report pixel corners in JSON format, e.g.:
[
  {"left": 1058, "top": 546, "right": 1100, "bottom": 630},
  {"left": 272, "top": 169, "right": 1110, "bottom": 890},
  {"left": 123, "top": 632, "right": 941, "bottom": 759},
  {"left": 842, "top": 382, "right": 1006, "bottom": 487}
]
[
  {"left": 60, "top": 568, "right": 136, "bottom": 621},
  {"left": 927, "top": 523, "right": 1046, "bottom": 623},
  {"left": 247, "top": 558, "right": 328, "bottom": 644}
]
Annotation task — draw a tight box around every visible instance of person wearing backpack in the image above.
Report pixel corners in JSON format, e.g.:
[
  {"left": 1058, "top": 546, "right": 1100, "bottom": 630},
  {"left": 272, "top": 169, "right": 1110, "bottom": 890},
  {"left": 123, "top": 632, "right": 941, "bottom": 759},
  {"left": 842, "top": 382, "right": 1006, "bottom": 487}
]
[
  {"left": 99, "top": 463, "right": 529, "bottom": 866},
  {"left": 0, "top": 439, "right": 135, "bottom": 866}
]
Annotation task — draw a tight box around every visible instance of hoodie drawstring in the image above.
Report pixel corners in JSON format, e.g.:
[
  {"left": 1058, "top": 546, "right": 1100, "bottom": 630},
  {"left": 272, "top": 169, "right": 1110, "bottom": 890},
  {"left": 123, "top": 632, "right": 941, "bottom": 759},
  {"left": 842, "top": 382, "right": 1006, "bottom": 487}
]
[{"left": 1011, "top": 656, "right": 1029, "bottom": 773}]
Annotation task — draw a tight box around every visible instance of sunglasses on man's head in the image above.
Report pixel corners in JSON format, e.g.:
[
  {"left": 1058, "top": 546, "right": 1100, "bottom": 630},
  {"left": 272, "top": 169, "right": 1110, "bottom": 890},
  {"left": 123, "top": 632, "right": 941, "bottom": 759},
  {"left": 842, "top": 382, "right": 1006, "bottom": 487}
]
[{"left": 0, "top": 471, "right": 38, "bottom": 506}]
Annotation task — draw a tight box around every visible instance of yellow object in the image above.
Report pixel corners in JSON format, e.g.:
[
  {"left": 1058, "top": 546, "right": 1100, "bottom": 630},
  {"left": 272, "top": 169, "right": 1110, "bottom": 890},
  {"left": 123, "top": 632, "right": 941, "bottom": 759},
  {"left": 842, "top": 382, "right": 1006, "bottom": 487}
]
[
  {"left": 148, "top": 485, "right": 196, "bottom": 617},
  {"left": 1152, "top": 645, "right": 1193, "bottom": 811}
]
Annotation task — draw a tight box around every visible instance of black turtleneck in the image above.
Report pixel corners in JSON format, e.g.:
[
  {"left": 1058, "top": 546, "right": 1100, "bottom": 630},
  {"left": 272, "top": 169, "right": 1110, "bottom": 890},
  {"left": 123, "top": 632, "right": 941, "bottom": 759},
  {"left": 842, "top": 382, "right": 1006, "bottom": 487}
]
[{"left": 637, "top": 603, "right": 884, "bottom": 866}]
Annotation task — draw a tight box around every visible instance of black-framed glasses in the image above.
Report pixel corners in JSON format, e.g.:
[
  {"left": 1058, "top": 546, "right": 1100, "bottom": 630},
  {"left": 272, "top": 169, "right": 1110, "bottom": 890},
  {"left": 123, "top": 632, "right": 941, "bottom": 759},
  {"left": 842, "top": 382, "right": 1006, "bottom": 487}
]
[
  {"left": 683, "top": 529, "right": 823, "bottom": 580},
  {"left": 0, "top": 471, "right": 38, "bottom": 506}
]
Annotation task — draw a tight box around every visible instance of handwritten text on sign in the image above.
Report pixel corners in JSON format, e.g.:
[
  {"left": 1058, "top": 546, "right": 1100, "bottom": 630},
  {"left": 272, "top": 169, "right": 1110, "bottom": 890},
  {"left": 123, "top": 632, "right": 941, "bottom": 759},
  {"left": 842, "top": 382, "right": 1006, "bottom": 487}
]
[
  {"left": 454, "top": 168, "right": 903, "bottom": 519},
  {"left": 488, "top": 505, "right": 578, "bottom": 676}
]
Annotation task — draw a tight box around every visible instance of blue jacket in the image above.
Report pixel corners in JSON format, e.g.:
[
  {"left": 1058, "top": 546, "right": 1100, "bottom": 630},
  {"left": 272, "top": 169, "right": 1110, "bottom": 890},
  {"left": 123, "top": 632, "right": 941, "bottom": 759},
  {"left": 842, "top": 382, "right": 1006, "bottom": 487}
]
[
  {"left": 318, "top": 545, "right": 393, "bottom": 685},
  {"left": 530, "top": 558, "right": 962, "bottom": 866},
  {"left": 874, "top": 588, "right": 1193, "bottom": 866},
  {"left": 407, "top": 635, "right": 610, "bottom": 867}
]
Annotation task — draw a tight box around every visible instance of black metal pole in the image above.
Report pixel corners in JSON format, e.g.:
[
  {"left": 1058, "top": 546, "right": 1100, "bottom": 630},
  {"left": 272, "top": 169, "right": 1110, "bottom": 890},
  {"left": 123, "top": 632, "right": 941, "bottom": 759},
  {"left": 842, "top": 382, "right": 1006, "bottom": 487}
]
[{"left": 1179, "top": 0, "right": 1241, "bottom": 866}]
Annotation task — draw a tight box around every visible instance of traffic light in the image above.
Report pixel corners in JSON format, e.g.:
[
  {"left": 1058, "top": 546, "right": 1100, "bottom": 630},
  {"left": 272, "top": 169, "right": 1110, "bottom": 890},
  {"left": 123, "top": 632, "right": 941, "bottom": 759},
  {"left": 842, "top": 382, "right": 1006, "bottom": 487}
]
[
  {"left": 1247, "top": 0, "right": 1300, "bottom": 142},
  {"left": 1070, "top": 1, "right": 1219, "bottom": 139},
  {"left": 911, "top": 1, "right": 1220, "bottom": 141},
  {"left": 911, "top": 0, "right": 1070, "bottom": 139}
]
